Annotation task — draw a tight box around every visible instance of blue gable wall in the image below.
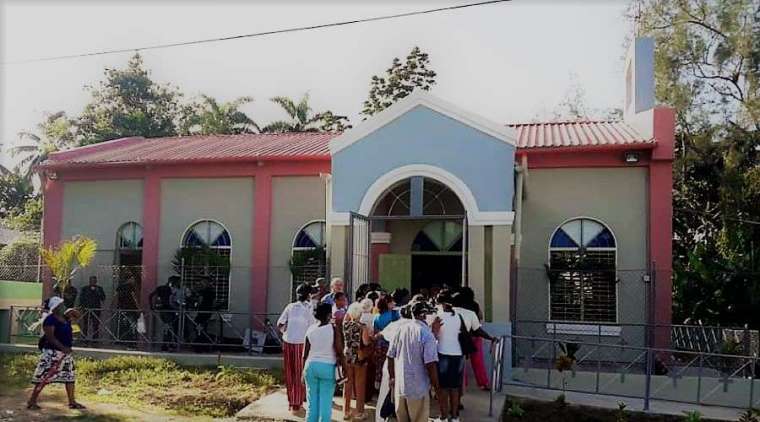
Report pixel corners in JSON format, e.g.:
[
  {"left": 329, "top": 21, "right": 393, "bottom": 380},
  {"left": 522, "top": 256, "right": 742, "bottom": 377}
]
[{"left": 332, "top": 105, "right": 515, "bottom": 214}]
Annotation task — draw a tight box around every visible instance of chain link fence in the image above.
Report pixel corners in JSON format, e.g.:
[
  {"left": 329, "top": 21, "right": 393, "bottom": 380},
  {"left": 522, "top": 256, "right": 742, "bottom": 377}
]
[{"left": 3, "top": 260, "right": 330, "bottom": 354}]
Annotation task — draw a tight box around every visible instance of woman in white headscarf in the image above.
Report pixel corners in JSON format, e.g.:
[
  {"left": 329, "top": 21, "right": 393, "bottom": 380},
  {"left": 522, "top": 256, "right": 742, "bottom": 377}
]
[{"left": 27, "top": 296, "right": 84, "bottom": 410}]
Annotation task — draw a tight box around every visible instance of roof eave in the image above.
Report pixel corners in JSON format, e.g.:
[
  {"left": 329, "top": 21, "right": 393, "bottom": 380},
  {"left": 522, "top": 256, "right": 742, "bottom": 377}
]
[
  {"left": 516, "top": 142, "right": 656, "bottom": 154},
  {"left": 36, "top": 154, "right": 331, "bottom": 171}
]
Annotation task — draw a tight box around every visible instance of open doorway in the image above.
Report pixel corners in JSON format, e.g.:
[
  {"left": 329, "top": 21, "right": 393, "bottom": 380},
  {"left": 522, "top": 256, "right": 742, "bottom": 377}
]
[
  {"left": 411, "top": 255, "right": 462, "bottom": 293},
  {"left": 114, "top": 222, "right": 143, "bottom": 309},
  {"left": 348, "top": 176, "right": 467, "bottom": 296},
  {"left": 410, "top": 220, "right": 464, "bottom": 293}
]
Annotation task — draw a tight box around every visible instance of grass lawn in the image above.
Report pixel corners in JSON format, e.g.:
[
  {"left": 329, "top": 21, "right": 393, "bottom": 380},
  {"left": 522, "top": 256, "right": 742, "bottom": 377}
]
[
  {"left": 0, "top": 353, "right": 280, "bottom": 421},
  {"left": 502, "top": 395, "right": 732, "bottom": 422}
]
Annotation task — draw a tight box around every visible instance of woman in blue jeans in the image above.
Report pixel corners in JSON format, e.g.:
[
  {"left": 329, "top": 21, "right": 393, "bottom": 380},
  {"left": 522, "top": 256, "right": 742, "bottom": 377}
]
[{"left": 302, "top": 302, "right": 345, "bottom": 422}]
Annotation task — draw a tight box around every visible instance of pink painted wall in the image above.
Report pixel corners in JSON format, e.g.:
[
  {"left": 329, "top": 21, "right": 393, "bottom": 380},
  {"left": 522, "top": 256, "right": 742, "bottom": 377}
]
[
  {"left": 649, "top": 107, "right": 675, "bottom": 344},
  {"left": 41, "top": 160, "right": 330, "bottom": 315}
]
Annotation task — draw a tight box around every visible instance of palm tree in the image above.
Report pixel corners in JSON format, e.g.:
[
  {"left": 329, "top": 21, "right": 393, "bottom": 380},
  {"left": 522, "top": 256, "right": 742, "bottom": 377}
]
[
  {"left": 12, "top": 111, "right": 76, "bottom": 179},
  {"left": 182, "top": 95, "right": 259, "bottom": 135},
  {"left": 262, "top": 94, "right": 320, "bottom": 133},
  {"left": 261, "top": 94, "right": 351, "bottom": 133}
]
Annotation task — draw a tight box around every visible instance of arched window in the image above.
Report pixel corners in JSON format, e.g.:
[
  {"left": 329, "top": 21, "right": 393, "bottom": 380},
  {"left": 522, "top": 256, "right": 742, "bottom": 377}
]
[
  {"left": 181, "top": 220, "right": 232, "bottom": 310},
  {"left": 182, "top": 220, "right": 231, "bottom": 249},
  {"left": 370, "top": 177, "right": 465, "bottom": 217},
  {"left": 117, "top": 222, "right": 143, "bottom": 250},
  {"left": 293, "top": 221, "right": 326, "bottom": 250},
  {"left": 548, "top": 218, "right": 617, "bottom": 323},
  {"left": 114, "top": 222, "right": 143, "bottom": 307},
  {"left": 290, "top": 221, "right": 327, "bottom": 299},
  {"left": 411, "top": 221, "right": 463, "bottom": 253}
]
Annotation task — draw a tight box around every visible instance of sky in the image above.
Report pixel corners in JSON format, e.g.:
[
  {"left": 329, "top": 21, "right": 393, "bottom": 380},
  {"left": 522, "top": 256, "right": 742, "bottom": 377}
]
[{"left": 0, "top": 0, "right": 633, "bottom": 169}]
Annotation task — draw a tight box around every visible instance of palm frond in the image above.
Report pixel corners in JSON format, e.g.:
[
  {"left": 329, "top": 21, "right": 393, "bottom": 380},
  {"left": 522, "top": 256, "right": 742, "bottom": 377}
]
[
  {"left": 40, "top": 237, "right": 98, "bottom": 289},
  {"left": 17, "top": 131, "right": 41, "bottom": 143},
  {"left": 261, "top": 121, "right": 295, "bottom": 133},
  {"left": 74, "top": 236, "right": 97, "bottom": 266},
  {"left": 10, "top": 144, "right": 37, "bottom": 156},
  {"left": 271, "top": 96, "right": 298, "bottom": 119}
]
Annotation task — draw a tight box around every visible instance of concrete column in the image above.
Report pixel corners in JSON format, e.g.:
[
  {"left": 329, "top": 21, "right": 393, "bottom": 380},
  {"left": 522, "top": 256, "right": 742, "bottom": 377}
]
[
  {"left": 252, "top": 174, "right": 272, "bottom": 316},
  {"left": 329, "top": 225, "right": 346, "bottom": 281},
  {"left": 491, "top": 224, "right": 512, "bottom": 324},
  {"left": 467, "top": 225, "right": 486, "bottom": 310},
  {"left": 141, "top": 173, "right": 161, "bottom": 310},
  {"left": 41, "top": 176, "right": 64, "bottom": 298}
]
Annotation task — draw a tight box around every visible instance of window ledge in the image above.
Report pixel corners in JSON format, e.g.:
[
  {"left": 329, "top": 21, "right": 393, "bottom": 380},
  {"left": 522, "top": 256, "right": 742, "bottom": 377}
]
[{"left": 545, "top": 322, "right": 621, "bottom": 337}]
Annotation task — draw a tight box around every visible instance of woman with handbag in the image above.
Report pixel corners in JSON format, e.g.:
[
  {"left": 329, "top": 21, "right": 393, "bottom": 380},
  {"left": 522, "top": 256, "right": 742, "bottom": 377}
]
[
  {"left": 302, "top": 302, "right": 345, "bottom": 422},
  {"left": 432, "top": 290, "right": 471, "bottom": 422},
  {"left": 342, "top": 302, "right": 372, "bottom": 420},
  {"left": 454, "top": 288, "right": 494, "bottom": 391}
]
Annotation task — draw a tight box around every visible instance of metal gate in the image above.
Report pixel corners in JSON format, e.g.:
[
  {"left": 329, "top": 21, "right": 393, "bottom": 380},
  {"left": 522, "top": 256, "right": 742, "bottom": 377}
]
[{"left": 346, "top": 212, "right": 371, "bottom": 298}]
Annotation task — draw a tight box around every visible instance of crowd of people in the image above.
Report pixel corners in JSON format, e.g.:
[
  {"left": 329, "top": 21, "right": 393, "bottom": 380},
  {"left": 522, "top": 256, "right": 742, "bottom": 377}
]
[
  {"left": 278, "top": 277, "right": 497, "bottom": 422},
  {"left": 25, "top": 275, "right": 496, "bottom": 419}
]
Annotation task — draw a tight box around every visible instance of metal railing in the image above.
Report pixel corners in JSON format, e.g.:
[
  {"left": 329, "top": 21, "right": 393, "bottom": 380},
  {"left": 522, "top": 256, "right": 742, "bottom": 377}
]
[
  {"left": 9, "top": 306, "right": 283, "bottom": 355},
  {"left": 504, "top": 330, "right": 760, "bottom": 410},
  {"left": 488, "top": 336, "right": 507, "bottom": 417},
  {"left": 513, "top": 319, "right": 759, "bottom": 356}
]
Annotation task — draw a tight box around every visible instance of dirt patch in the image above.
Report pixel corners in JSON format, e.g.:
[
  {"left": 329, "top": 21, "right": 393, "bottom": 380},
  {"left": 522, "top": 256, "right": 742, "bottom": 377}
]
[{"left": 0, "top": 387, "right": 196, "bottom": 422}]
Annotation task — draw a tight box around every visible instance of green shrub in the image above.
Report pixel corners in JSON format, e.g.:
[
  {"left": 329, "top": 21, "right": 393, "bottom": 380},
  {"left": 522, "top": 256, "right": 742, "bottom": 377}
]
[
  {"left": 739, "top": 409, "right": 760, "bottom": 422},
  {"left": 683, "top": 410, "right": 702, "bottom": 422},
  {"left": 0, "top": 233, "right": 40, "bottom": 281},
  {"left": 554, "top": 393, "right": 567, "bottom": 409},
  {"left": 615, "top": 402, "right": 628, "bottom": 422},
  {"left": 506, "top": 401, "right": 525, "bottom": 417}
]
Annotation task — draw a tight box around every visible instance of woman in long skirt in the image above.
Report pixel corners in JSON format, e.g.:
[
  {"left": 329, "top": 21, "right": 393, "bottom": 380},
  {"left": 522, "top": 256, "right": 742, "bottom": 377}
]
[
  {"left": 277, "top": 283, "right": 317, "bottom": 415},
  {"left": 27, "top": 297, "right": 85, "bottom": 410}
]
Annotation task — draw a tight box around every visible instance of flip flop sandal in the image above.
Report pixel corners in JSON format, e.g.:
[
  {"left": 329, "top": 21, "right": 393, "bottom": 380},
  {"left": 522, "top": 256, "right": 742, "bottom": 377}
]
[{"left": 69, "top": 402, "right": 86, "bottom": 410}]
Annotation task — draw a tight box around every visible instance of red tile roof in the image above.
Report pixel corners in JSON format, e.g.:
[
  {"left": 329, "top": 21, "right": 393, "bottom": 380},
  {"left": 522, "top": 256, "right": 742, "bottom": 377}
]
[
  {"left": 508, "top": 120, "right": 653, "bottom": 149},
  {"left": 42, "top": 121, "right": 654, "bottom": 169}
]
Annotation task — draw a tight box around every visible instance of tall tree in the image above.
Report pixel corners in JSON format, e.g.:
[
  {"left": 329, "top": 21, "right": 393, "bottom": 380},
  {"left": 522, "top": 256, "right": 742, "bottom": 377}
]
[
  {"left": 636, "top": 0, "right": 760, "bottom": 327},
  {"left": 77, "top": 53, "right": 186, "bottom": 145},
  {"left": 261, "top": 94, "right": 350, "bottom": 133},
  {"left": 361, "top": 46, "right": 437, "bottom": 118},
  {"left": 11, "top": 111, "right": 77, "bottom": 179},
  {"left": 0, "top": 169, "right": 35, "bottom": 220},
  {"left": 180, "top": 95, "right": 259, "bottom": 135}
]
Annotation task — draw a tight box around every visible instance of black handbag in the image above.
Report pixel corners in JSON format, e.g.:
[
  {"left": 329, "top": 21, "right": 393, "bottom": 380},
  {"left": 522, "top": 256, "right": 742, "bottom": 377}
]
[
  {"left": 458, "top": 314, "right": 477, "bottom": 356},
  {"left": 379, "top": 391, "right": 395, "bottom": 418}
]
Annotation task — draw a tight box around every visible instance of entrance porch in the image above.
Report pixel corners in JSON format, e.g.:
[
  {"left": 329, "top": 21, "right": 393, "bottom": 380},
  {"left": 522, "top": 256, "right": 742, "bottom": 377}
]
[{"left": 326, "top": 92, "right": 516, "bottom": 324}]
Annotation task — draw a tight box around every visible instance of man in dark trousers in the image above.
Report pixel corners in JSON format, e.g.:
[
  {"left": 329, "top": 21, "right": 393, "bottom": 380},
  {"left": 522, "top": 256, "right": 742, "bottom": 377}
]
[
  {"left": 79, "top": 275, "right": 106, "bottom": 341},
  {"left": 193, "top": 276, "right": 216, "bottom": 340},
  {"left": 149, "top": 276, "right": 180, "bottom": 349}
]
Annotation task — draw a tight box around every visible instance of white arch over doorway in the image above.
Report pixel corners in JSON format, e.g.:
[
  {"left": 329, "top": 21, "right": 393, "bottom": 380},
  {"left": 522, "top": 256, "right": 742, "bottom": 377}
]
[{"left": 329, "top": 164, "right": 514, "bottom": 226}]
